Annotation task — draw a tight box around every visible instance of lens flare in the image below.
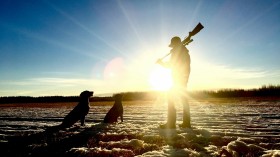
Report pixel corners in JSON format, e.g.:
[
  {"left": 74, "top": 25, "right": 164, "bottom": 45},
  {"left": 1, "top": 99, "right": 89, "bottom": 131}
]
[{"left": 104, "top": 57, "right": 125, "bottom": 81}]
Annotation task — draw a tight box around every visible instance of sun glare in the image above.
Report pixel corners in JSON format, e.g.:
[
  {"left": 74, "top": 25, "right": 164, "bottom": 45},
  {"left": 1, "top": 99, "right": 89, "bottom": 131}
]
[{"left": 149, "top": 65, "right": 172, "bottom": 91}]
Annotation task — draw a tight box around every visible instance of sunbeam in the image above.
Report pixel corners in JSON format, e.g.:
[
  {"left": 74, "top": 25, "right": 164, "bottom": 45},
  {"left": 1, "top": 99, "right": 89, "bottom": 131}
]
[
  {"left": 44, "top": 0, "right": 125, "bottom": 57},
  {"left": 117, "top": 0, "right": 147, "bottom": 50}
]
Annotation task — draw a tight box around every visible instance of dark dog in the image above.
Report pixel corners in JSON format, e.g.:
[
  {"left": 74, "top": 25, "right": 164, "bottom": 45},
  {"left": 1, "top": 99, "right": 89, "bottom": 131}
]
[
  {"left": 60, "top": 90, "right": 93, "bottom": 128},
  {"left": 103, "top": 94, "right": 123, "bottom": 123}
]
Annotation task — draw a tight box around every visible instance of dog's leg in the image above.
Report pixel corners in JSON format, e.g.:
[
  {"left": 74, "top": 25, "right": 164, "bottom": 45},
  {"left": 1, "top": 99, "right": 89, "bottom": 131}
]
[
  {"left": 120, "top": 113, "right": 123, "bottom": 122},
  {"left": 80, "top": 116, "right": 85, "bottom": 126}
]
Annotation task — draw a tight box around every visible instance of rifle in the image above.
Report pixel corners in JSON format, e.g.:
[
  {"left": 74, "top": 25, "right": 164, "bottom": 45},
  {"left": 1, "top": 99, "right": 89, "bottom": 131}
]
[{"left": 157, "top": 22, "right": 204, "bottom": 61}]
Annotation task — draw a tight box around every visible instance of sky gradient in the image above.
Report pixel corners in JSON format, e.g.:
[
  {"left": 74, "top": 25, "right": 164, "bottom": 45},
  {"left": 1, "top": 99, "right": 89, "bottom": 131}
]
[{"left": 0, "top": 0, "right": 280, "bottom": 96}]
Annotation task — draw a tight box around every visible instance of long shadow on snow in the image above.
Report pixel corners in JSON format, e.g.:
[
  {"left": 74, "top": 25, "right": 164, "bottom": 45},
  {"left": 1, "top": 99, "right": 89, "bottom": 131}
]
[{"left": 2, "top": 123, "right": 106, "bottom": 157}]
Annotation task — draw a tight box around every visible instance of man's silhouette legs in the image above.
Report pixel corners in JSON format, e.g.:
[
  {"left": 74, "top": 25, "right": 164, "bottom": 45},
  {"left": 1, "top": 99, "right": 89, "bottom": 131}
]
[
  {"left": 160, "top": 94, "right": 176, "bottom": 129},
  {"left": 180, "top": 98, "right": 191, "bottom": 128},
  {"left": 160, "top": 77, "right": 191, "bottom": 129}
]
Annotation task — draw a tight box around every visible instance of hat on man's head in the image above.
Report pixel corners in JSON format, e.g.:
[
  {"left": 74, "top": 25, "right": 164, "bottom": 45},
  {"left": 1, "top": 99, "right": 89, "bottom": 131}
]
[{"left": 169, "top": 36, "right": 181, "bottom": 47}]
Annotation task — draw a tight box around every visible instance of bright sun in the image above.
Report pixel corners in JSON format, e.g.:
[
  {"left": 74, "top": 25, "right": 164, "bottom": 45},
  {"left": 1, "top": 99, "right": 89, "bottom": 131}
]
[{"left": 149, "top": 65, "right": 173, "bottom": 91}]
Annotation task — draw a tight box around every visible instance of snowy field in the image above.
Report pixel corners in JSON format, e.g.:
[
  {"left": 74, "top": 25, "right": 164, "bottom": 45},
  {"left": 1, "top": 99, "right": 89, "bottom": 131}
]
[{"left": 1, "top": 98, "right": 280, "bottom": 157}]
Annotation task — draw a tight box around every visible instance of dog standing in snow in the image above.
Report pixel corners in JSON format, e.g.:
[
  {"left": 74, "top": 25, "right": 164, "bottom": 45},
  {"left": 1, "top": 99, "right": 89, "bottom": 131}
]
[{"left": 103, "top": 94, "right": 123, "bottom": 123}]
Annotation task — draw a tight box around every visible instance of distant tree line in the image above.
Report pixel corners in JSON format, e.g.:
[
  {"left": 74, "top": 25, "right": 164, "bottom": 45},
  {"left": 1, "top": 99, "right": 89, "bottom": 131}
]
[
  {"left": 0, "top": 85, "right": 279, "bottom": 104},
  {"left": 0, "top": 96, "right": 113, "bottom": 104},
  {"left": 189, "top": 85, "right": 280, "bottom": 98},
  {"left": 116, "top": 91, "right": 159, "bottom": 101},
  {"left": 0, "top": 91, "right": 160, "bottom": 104},
  {"left": 0, "top": 96, "right": 79, "bottom": 104}
]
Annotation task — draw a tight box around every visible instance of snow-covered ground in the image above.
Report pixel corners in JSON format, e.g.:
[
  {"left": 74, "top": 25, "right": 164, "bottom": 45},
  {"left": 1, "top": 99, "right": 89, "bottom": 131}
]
[{"left": 0, "top": 98, "right": 280, "bottom": 156}]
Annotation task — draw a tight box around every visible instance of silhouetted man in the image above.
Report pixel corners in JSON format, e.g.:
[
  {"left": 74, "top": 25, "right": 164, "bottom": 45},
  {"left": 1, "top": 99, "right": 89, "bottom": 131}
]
[{"left": 157, "top": 36, "right": 191, "bottom": 129}]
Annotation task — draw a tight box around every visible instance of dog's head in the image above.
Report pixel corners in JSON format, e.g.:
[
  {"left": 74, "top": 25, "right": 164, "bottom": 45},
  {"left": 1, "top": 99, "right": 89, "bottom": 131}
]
[
  {"left": 113, "top": 94, "right": 123, "bottom": 101},
  {"left": 80, "top": 90, "right": 94, "bottom": 98}
]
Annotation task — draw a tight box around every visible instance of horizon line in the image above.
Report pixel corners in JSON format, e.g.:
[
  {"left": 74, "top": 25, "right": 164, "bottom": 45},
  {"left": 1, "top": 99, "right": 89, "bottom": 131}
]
[{"left": 1, "top": 84, "right": 279, "bottom": 97}]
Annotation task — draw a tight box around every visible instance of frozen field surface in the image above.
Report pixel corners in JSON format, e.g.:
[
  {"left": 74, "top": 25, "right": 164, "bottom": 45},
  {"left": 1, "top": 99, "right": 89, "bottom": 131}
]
[{"left": 1, "top": 98, "right": 280, "bottom": 157}]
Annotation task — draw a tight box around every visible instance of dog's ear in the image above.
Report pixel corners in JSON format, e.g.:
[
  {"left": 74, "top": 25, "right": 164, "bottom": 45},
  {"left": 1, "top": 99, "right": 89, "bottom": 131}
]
[{"left": 80, "top": 91, "right": 87, "bottom": 97}]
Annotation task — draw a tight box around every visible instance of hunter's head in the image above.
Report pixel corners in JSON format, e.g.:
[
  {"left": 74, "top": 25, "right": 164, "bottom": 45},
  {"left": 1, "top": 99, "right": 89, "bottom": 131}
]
[{"left": 169, "top": 36, "right": 181, "bottom": 48}]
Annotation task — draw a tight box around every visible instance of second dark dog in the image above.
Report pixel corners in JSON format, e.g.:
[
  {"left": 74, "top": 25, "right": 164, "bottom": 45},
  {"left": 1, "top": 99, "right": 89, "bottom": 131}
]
[
  {"left": 60, "top": 90, "right": 93, "bottom": 128},
  {"left": 103, "top": 94, "right": 123, "bottom": 123}
]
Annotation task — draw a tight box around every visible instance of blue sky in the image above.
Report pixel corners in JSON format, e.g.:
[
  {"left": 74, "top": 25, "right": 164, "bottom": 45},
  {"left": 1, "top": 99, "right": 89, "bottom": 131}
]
[{"left": 0, "top": 0, "right": 279, "bottom": 96}]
